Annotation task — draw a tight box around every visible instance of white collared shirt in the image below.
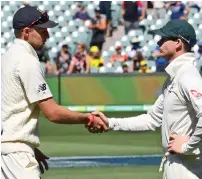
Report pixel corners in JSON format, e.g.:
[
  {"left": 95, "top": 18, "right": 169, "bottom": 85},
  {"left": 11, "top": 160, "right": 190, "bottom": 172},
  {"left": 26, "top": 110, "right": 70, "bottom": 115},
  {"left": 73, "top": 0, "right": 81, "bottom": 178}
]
[
  {"left": 109, "top": 53, "right": 202, "bottom": 155},
  {"left": 1, "top": 39, "right": 52, "bottom": 154}
]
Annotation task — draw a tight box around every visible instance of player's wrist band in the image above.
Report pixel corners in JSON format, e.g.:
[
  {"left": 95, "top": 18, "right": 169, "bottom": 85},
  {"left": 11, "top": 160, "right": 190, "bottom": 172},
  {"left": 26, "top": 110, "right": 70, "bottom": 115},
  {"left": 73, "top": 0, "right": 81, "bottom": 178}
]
[{"left": 87, "top": 114, "right": 95, "bottom": 126}]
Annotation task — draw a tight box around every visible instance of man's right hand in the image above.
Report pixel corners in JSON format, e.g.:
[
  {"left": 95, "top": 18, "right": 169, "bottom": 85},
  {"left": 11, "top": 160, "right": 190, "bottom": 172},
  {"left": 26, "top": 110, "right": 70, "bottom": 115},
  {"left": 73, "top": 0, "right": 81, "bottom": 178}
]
[{"left": 86, "top": 111, "right": 109, "bottom": 133}]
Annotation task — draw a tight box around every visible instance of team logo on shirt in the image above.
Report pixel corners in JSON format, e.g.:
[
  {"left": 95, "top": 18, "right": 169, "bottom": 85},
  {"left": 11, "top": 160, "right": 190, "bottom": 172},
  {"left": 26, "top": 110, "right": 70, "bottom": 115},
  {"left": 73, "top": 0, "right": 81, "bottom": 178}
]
[
  {"left": 38, "top": 83, "right": 47, "bottom": 92},
  {"left": 190, "top": 90, "right": 202, "bottom": 98}
]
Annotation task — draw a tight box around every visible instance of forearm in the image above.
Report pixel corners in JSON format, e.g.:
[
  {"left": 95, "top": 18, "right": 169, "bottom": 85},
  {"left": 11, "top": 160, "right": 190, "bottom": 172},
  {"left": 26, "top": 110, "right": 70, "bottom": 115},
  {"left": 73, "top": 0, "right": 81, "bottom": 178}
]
[
  {"left": 108, "top": 113, "right": 160, "bottom": 131},
  {"left": 44, "top": 103, "right": 90, "bottom": 124}
]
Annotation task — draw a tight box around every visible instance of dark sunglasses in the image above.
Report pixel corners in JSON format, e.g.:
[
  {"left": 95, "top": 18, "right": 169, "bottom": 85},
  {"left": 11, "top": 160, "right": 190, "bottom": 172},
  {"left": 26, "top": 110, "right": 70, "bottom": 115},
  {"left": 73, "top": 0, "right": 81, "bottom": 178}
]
[
  {"left": 27, "top": 12, "right": 49, "bottom": 28},
  {"left": 157, "top": 37, "right": 178, "bottom": 46}
]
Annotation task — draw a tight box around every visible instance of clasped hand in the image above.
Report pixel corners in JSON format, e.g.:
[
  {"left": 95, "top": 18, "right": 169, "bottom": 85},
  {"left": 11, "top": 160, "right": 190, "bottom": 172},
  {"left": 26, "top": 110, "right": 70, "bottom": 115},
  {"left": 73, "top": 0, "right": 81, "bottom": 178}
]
[{"left": 85, "top": 111, "right": 109, "bottom": 133}]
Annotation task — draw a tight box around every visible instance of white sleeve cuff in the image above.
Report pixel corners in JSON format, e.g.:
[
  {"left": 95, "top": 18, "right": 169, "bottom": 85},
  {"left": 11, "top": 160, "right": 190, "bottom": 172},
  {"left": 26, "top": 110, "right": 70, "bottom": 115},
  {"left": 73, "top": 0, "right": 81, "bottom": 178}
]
[
  {"left": 181, "top": 143, "right": 200, "bottom": 155},
  {"left": 108, "top": 118, "right": 116, "bottom": 129}
]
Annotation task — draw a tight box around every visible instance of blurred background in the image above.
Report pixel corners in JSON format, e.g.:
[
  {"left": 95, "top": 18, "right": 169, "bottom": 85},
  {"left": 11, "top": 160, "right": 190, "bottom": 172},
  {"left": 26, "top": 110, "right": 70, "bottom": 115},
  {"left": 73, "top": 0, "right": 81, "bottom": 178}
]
[{"left": 1, "top": 1, "right": 202, "bottom": 179}]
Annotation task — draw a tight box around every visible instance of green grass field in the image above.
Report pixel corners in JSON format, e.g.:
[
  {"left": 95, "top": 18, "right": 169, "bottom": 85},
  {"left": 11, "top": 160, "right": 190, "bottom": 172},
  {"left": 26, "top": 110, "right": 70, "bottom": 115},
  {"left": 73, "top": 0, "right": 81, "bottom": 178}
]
[
  {"left": 39, "top": 112, "right": 162, "bottom": 156},
  {"left": 39, "top": 112, "right": 162, "bottom": 179},
  {"left": 42, "top": 166, "right": 162, "bottom": 179}
]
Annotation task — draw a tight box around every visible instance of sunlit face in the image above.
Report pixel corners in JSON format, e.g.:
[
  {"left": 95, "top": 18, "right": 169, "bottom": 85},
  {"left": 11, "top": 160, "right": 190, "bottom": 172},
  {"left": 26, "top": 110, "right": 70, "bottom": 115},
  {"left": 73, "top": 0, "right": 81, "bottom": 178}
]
[
  {"left": 116, "top": 48, "right": 121, "bottom": 54},
  {"left": 24, "top": 27, "right": 49, "bottom": 50},
  {"left": 140, "top": 65, "right": 147, "bottom": 71},
  {"left": 77, "top": 44, "right": 84, "bottom": 53},
  {"left": 91, "top": 52, "right": 99, "bottom": 58},
  {"left": 157, "top": 37, "right": 179, "bottom": 61}
]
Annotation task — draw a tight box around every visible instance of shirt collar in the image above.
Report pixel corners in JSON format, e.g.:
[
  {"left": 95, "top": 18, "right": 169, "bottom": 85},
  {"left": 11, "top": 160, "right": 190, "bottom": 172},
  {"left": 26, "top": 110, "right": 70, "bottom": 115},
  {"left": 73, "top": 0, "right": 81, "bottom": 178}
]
[
  {"left": 165, "top": 52, "right": 196, "bottom": 79},
  {"left": 14, "top": 39, "right": 39, "bottom": 59}
]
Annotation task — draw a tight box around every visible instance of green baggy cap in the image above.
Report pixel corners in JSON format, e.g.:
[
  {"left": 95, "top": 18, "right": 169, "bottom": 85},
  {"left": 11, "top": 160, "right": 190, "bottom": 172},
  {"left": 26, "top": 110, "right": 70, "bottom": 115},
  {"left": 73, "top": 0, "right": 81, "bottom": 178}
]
[{"left": 152, "top": 20, "right": 197, "bottom": 47}]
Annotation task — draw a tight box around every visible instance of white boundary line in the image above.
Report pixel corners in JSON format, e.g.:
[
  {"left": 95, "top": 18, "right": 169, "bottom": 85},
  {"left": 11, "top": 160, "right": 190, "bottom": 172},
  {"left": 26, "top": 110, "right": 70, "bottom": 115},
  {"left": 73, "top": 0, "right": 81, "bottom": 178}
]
[{"left": 50, "top": 154, "right": 163, "bottom": 160}]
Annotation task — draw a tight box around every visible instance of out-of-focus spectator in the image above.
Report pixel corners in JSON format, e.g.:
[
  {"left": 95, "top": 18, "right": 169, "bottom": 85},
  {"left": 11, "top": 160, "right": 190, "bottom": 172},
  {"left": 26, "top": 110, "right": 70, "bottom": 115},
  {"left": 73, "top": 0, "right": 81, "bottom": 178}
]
[
  {"left": 99, "top": 1, "right": 112, "bottom": 37},
  {"left": 122, "top": 63, "right": 129, "bottom": 73},
  {"left": 144, "top": 1, "right": 154, "bottom": 16},
  {"left": 68, "top": 44, "right": 90, "bottom": 74},
  {"left": 150, "top": 1, "right": 165, "bottom": 19},
  {"left": 138, "top": 60, "right": 152, "bottom": 73},
  {"left": 188, "top": 1, "right": 202, "bottom": 12},
  {"left": 167, "top": 1, "right": 190, "bottom": 20},
  {"left": 110, "top": 46, "right": 128, "bottom": 65},
  {"left": 89, "top": 8, "right": 107, "bottom": 51},
  {"left": 54, "top": 45, "right": 71, "bottom": 75},
  {"left": 128, "top": 38, "right": 142, "bottom": 60},
  {"left": 73, "top": 2, "right": 91, "bottom": 22},
  {"left": 130, "top": 51, "right": 145, "bottom": 72},
  {"left": 153, "top": 46, "right": 168, "bottom": 72},
  {"left": 88, "top": 46, "right": 104, "bottom": 70},
  {"left": 122, "top": 1, "right": 146, "bottom": 34},
  {"left": 36, "top": 47, "right": 52, "bottom": 74},
  {"left": 195, "top": 41, "right": 202, "bottom": 73}
]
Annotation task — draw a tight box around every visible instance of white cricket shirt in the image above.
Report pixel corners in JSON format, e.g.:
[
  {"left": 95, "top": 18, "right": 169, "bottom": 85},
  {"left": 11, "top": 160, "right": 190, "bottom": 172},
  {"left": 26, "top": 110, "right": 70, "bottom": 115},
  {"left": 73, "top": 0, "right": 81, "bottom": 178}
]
[
  {"left": 1, "top": 39, "right": 52, "bottom": 155},
  {"left": 109, "top": 53, "right": 202, "bottom": 156}
]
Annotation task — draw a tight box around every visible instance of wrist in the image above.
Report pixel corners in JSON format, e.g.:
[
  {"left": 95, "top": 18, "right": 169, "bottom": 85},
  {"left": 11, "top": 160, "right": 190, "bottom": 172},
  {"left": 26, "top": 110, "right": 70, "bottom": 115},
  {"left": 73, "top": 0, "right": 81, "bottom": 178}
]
[
  {"left": 85, "top": 113, "right": 94, "bottom": 125},
  {"left": 88, "top": 114, "right": 95, "bottom": 126}
]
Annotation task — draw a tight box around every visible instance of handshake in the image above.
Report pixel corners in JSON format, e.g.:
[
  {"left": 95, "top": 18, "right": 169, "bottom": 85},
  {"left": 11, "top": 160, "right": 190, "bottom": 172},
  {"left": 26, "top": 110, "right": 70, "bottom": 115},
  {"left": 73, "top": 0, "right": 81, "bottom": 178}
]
[{"left": 85, "top": 111, "right": 109, "bottom": 133}]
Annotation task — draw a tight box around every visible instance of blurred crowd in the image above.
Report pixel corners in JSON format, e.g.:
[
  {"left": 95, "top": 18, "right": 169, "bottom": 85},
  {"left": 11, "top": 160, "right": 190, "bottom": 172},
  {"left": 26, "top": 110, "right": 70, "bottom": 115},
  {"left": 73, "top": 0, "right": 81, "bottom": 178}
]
[{"left": 24, "top": 1, "right": 202, "bottom": 74}]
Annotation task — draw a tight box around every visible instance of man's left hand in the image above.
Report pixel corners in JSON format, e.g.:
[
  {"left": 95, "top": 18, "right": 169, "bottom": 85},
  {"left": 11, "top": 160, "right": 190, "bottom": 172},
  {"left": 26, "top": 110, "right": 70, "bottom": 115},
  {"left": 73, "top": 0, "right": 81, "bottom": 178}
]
[
  {"left": 168, "top": 135, "right": 190, "bottom": 154},
  {"left": 34, "top": 148, "right": 49, "bottom": 174}
]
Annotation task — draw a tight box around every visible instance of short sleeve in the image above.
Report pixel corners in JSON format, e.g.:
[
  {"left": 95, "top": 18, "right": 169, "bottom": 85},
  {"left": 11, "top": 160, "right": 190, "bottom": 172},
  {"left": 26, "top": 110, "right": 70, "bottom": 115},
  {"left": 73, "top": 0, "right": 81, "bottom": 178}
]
[{"left": 19, "top": 57, "right": 52, "bottom": 104}]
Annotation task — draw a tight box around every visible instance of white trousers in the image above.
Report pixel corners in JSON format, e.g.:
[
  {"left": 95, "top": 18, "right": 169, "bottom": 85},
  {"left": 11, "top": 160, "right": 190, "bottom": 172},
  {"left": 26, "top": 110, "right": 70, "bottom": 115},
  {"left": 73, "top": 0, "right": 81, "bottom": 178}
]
[
  {"left": 1, "top": 152, "right": 41, "bottom": 179},
  {"left": 163, "top": 154, "right": 202, "bottom": 179}
]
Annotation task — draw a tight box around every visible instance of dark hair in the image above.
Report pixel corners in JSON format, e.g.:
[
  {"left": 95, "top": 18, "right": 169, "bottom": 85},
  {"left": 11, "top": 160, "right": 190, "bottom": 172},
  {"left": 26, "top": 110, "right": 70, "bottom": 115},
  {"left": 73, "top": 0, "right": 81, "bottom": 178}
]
[
  {"left": 78, "top": 43, "right": 86, "bottom": 50},
  {"left": 184, "top": 43, "right": 192, "bottom": 52},
  {"left": 62, "top": 44, "right": 68, "bottom": 49},
  {"left": 14, "top": 29, "right": 22, "bottom": 38},
  {"left": 134, "top": 51, "right": 144, "bottom": 62}
]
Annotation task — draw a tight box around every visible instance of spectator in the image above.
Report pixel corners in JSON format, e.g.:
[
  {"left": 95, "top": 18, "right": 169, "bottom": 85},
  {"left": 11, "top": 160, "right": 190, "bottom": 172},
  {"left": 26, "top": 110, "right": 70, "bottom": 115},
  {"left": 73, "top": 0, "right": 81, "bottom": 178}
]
[
  {"left": 153, "top": 46, "right": 168, "bottom": 72},
  {"left": 130, "top": 51, "right": 145, "bottom": 72},
  {"left": 168, "top": 1, "right": 190, "bottom": 20},
  {"left": 144, "top": 1, "right": 154, "bottom": 17},
  {"left": 89, "top": 8, "right": 107, "bottom": 51},
  {"left": 73, "top": 2, "right": 91, "bottom": 22},
  {"left": 68, "top": 44, "right": 90, "bottom": 74},
  {"left": 122, "top": 63, "right": 129, "bottom": 73},
  {"left": 99, "top": 1, "right": 112, "bottom": 37},
  {"left": 54, "top": 44, "right": 71, "bottom": 75},
  {"left": 110, "top": 46, "right": 128, "bottom": 66},
  {"left": 88, "top": 46, "right": 104, "bottom": 70},
  {"left": 36, "top": 47, "right": 52, "bottom": 74},
  {"left": 128, "top": 38, "right": 142, "bottom": 61},
  {"left": 188, "top": 2, "right": 202, "bottom": 12},
  {"left": 195, "top": 41, "right": 202, "bottom": 73},
  {"left": 122, "top": 1, "right": 146, "bottom": 34},
  {"left": 150, "top": 1, "right": 165, "bottom": 19},
  {"left": 23, "top": 1, "right": 30, "bottom": 6},
  {"left": 138, "top": 60, "right": 152, "bottom": 73}
]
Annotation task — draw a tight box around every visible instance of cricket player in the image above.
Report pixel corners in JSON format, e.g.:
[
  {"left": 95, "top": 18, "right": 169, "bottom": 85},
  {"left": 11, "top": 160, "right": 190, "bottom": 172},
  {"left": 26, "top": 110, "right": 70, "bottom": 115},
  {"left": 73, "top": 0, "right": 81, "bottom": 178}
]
[
  {"left": 90, "top": 20, "right": 202, "bottom": 179},
  {"left": 1, "top": 6, "right": 107, "bottom": 179}
]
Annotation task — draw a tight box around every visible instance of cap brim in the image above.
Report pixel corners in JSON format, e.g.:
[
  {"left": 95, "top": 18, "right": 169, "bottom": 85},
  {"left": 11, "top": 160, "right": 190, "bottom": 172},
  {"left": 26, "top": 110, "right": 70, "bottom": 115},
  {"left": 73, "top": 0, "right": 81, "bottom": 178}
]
[
  {"left": 151, "top": 28, "right": 169, "bottom": 37},
  {"left": 152, "top": 26, "right": 177, "bottom": 38},
  {"left": 34, "top": 20, "right": 58, "bottom": 28}
]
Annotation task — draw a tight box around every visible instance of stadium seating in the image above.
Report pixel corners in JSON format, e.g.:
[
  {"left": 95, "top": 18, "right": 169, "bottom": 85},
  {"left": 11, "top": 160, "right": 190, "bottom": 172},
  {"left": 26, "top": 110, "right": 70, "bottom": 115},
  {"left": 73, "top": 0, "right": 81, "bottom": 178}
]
[{"left": 1, "top": 1, "right": 202, "bottom": 74}]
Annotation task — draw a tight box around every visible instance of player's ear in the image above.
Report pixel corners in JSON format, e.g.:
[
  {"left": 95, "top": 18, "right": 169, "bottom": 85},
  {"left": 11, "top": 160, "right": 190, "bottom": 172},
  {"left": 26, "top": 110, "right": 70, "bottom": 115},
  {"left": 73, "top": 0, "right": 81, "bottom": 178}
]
[
  {"left": 22, "top": 27, "right": 31, "bottom": 37},
  {"left": 176, "top": 39, "right": 183, "bottom": 51}
]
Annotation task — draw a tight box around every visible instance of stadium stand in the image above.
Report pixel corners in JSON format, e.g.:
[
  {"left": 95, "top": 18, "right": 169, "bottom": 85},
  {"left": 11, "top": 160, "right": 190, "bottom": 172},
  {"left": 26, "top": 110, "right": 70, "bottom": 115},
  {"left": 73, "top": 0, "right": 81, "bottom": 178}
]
[{"left": 1, "top": 1, "right": 202, "bottom": 74}]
